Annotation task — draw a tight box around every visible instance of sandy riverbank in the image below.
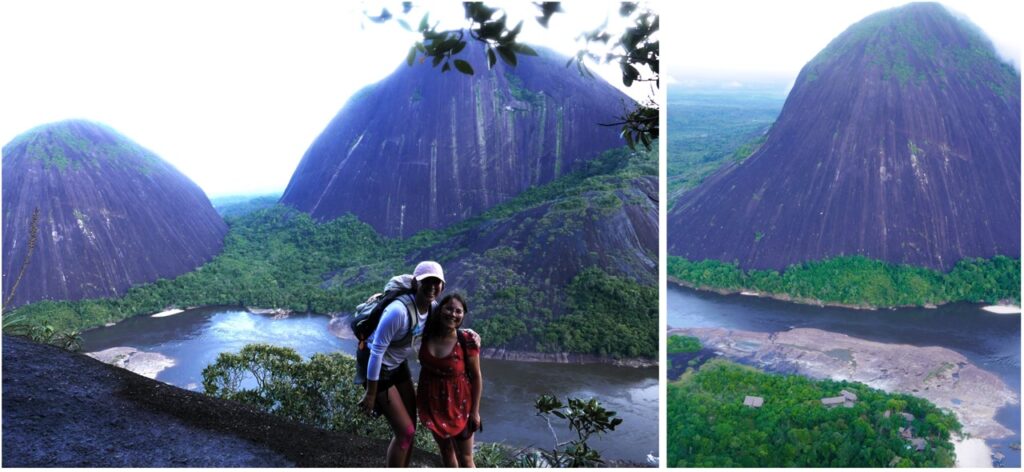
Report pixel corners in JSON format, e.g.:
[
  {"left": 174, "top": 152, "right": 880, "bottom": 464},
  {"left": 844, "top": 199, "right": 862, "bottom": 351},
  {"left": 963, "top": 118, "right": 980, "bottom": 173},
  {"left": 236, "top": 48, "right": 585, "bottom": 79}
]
[
  {"left": 151, "top": 308, "right": 184, "bottom": 318},
  {"left": 953, "top": 437, "right": 993, "bottom": 467},
  {"left": 982, "top": 304, "right": 1022, "bottom": 314}
]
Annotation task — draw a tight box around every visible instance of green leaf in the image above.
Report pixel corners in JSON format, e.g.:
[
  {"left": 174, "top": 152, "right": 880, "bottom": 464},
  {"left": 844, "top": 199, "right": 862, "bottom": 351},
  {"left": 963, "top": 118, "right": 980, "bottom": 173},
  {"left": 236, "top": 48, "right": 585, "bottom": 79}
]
[
  {"left": 454, "top": 59, "right": 474, "bottom": 75},
  {"left": 510, "top": 20, "right": 523, "bottom": 37},
  {"left": 623, "top": 128, "right": 635, "bottom": 149},
  {"left": 621, "top": 63, "right": 639, "bottom": 87},
  {"left": 418, "top": 12, "right": 429, "bottom": 32},
  {"left": 397, "top": 19, "right": 411, "bottom": 32},
  {"left": 488, "top": 48, "right": 498, "bottom": 69},
  {"left": 513, "top": 43, "right": 538, "bottom": 56},
  {"left": 479, "top": 20, "right": 503, "bottom": 39},
  {"left": 441, "top": 62, "right": 451, "bottom": 72},
  {"left": 496, "top": 45, "right": 517, "bottom": 66},
  {"left": 640, "top": 131, "right": 652, "bottom": 149}
]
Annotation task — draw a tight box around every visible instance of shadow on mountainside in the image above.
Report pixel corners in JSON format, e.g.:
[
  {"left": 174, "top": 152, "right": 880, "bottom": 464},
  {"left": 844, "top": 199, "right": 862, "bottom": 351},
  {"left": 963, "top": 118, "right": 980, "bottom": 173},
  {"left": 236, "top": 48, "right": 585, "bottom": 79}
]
[{"left": 1, "top": 335, "right": 440, "bottom": 467}]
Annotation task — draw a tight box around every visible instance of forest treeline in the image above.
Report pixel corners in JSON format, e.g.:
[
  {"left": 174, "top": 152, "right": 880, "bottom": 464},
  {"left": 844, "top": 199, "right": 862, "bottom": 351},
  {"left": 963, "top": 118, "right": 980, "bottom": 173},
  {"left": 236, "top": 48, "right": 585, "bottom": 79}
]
[{"left": 668, "top": 255, "right": 1020, "bottom": 307}]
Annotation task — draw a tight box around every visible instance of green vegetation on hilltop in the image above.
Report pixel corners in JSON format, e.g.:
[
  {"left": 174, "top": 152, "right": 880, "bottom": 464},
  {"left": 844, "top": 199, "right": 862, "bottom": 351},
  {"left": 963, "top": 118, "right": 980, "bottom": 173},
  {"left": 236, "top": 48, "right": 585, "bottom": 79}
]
[
  {"left": 803, "top": 3, "right": 1020, "bottom": 97},
  {"left": 7, "top": 120, "right": 162, "bottom": 175},
  {"left": 9, "top": 146, "right": 657, "bottom": 360},
  {"left": 668, "top": 255, "right": 1021, "bottom": 307},
  {"left": 668, "top": 359, "right": 960, "bottom": 467}
]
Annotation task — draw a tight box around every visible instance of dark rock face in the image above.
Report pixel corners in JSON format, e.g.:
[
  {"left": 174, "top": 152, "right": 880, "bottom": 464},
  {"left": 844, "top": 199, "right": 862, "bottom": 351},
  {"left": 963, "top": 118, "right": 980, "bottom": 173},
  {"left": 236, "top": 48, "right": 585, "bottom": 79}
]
[
  {"left": 2, "top": 120, "right": 228, "bottom": 307},
  {"left": 669, "top": 2, "right": 1020, "bottom": 271},
  {"left": 280, "top": 40, "right": 634, "bottom": 237}
]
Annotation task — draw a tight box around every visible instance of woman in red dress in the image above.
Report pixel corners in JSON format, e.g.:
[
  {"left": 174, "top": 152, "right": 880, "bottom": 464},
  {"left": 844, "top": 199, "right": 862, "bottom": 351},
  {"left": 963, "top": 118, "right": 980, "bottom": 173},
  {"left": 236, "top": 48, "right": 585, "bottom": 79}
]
[{"left": 417, "top": 293, "right": 483, "bottom": 467}]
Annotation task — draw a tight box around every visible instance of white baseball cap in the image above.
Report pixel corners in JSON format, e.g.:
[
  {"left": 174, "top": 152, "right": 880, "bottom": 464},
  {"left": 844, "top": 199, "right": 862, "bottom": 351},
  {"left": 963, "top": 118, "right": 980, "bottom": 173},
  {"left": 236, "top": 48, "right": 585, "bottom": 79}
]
[{"left": 413, "top": 260, "right": 445, "bottom": 283}]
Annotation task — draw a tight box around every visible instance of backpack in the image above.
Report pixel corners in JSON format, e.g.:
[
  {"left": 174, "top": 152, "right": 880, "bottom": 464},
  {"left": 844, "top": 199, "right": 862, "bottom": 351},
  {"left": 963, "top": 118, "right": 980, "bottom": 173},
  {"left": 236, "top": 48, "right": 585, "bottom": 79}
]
[{"left": 349, "top": 274, "right": 418, "bottom": 351}]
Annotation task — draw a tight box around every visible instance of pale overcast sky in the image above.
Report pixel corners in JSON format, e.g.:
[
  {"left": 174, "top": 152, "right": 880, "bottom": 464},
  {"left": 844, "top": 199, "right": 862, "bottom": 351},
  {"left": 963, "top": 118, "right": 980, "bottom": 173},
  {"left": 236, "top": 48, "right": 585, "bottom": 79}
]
[
  {"left": 665, "top": 0, "right": 1021, "bottom": 90},
  {"left": 0, "top": 0, "right": 645, "bottom": 198}
]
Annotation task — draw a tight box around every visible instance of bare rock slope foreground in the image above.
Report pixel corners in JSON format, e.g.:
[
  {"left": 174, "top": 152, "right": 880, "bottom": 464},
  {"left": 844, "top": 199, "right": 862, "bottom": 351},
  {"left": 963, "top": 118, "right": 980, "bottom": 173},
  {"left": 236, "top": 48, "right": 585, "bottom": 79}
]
[{"left": 1, "top": 335, "right": 439, "bottom": 467}]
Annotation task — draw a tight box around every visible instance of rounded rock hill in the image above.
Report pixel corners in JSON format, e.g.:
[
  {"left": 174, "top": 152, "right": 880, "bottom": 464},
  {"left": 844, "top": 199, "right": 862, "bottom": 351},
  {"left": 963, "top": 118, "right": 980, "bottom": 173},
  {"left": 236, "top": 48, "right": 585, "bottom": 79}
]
[
  {"left": 2, "top": 120, "right": 228, "bottom": 307},
  {"left": 669, "top": 2, "right": 1020, "bottom": 271},
  {"left": 280, "top": 39, "right": 635, "bottom": 237}
]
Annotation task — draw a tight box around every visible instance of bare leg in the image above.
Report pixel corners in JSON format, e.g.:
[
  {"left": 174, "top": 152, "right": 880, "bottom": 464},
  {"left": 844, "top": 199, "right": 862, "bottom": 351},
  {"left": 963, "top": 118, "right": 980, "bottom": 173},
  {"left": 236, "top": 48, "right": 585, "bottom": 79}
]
[
  {"left": 393, "top": 380, "right": 418, "bottom": 467},
  {"left": 454, "top": 433, "right": 475, "bottom": 468},
  {"left": 432, "top": 433, "right": 459, "bottom": 467},
  {"left": 378, "top": 381, "right": 416, "bottom": 467}
]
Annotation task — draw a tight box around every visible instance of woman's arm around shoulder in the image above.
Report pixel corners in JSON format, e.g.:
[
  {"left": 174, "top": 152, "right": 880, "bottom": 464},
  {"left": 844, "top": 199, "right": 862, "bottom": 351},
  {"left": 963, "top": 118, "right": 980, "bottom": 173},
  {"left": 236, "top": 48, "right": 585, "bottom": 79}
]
[{"left": 463, "top": 330, "right": 483, "bottom": 431}]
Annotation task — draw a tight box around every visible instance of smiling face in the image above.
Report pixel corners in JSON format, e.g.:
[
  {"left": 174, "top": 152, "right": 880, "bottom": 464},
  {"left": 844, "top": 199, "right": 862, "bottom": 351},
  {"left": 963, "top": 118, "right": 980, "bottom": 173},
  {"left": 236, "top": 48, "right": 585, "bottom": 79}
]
[
  {"left": 416, "top": 276, "right": 444, "bottom": 305},
  {"left": 439, "top": 298, "right": 465, "bottom": 330}
]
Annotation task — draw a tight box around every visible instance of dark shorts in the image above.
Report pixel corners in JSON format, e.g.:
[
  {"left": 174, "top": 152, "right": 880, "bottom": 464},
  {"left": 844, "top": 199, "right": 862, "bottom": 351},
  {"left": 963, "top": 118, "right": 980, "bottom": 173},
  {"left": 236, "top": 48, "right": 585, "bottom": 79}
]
[
  {"left": 356, "top": 347, "right": 412, "bottom": 416},
  {"left": 375, "top": 360, "right": 412, "bottom": 393},
  {"left": 371, "top": 361, "right": 412, "bottom": 416},
  {"left": 356, "top": 347, "right": 411, "bottom": 386}
]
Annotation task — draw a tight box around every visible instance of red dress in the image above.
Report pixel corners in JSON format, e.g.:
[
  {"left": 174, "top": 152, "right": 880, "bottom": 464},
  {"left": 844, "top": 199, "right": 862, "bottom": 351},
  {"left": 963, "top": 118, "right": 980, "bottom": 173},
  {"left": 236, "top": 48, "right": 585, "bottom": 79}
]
[{"left": 417, "top": 330, "right": 479, "bottom": 438}]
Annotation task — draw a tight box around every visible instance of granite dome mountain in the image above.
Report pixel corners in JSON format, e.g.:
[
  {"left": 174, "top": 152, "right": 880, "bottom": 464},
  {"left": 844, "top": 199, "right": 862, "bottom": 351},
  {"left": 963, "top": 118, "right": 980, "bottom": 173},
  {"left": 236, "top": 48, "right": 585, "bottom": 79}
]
[
  {"left": 2, "top": 120, "right": 227, "bottom": 308},
  {"left": 280, "top": 39, "right": 634, "bottom": 237},
  {"left": 669, "top": 2, "right": 1020, "bottom": 271}
]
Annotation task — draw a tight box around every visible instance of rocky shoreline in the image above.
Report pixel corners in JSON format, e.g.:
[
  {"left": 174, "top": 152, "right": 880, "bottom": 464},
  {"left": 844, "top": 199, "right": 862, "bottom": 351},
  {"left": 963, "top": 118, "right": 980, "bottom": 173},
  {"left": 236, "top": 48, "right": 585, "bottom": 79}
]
[
  {"left": 86, "top": 347, "right": 175, "bottom": 379},
  {"left": 668, "top": 326, "right": 1019, "bottom": 441}
]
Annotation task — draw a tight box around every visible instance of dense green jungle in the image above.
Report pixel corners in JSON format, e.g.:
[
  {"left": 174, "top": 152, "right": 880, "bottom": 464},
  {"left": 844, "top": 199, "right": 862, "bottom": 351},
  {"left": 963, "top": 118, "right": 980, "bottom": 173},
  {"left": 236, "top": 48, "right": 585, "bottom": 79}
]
[
  {"left": 668, "top": 255, "right": 1020, "bottom": 308},
  {"left": 666, "top": 337, "right": 961, "bottom": 468},
  {"left": 8, "top": 145, "right": 658, "bottom": 360}
]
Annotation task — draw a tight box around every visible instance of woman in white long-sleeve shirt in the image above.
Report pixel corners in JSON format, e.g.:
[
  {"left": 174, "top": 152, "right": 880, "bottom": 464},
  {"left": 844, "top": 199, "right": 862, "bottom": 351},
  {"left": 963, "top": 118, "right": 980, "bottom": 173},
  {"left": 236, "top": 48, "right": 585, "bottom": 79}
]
[{"left": 357, "top": 260, "right": 445, "bottom": 467}]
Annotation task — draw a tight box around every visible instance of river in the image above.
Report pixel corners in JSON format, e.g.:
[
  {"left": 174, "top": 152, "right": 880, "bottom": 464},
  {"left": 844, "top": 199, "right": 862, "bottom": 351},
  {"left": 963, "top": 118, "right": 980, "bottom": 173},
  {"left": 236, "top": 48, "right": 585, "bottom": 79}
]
[
  {"left": 80, "top": 306, "right": 658, "bottom": 465},
  {"left": 668, "top": 284, "right": 1021, "bottom": 467}
]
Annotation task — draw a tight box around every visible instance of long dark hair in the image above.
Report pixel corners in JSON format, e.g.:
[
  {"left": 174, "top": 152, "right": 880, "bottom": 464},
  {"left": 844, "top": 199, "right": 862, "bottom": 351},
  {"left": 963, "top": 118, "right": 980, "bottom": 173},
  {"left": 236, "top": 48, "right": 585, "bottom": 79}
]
[{"left": 423, "top": 293, "right": 468, "bottom": 342}]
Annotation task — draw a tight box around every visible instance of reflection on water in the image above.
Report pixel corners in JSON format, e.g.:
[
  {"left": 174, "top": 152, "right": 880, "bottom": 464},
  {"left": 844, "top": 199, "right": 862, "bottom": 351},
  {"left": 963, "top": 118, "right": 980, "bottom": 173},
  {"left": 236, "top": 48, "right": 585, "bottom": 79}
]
[
  {"left": 668, "top": 285, "right": 1021, "bottom": 467},
  {"left": 81, "top": 307, "right": 658, "bottom": 464}
]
